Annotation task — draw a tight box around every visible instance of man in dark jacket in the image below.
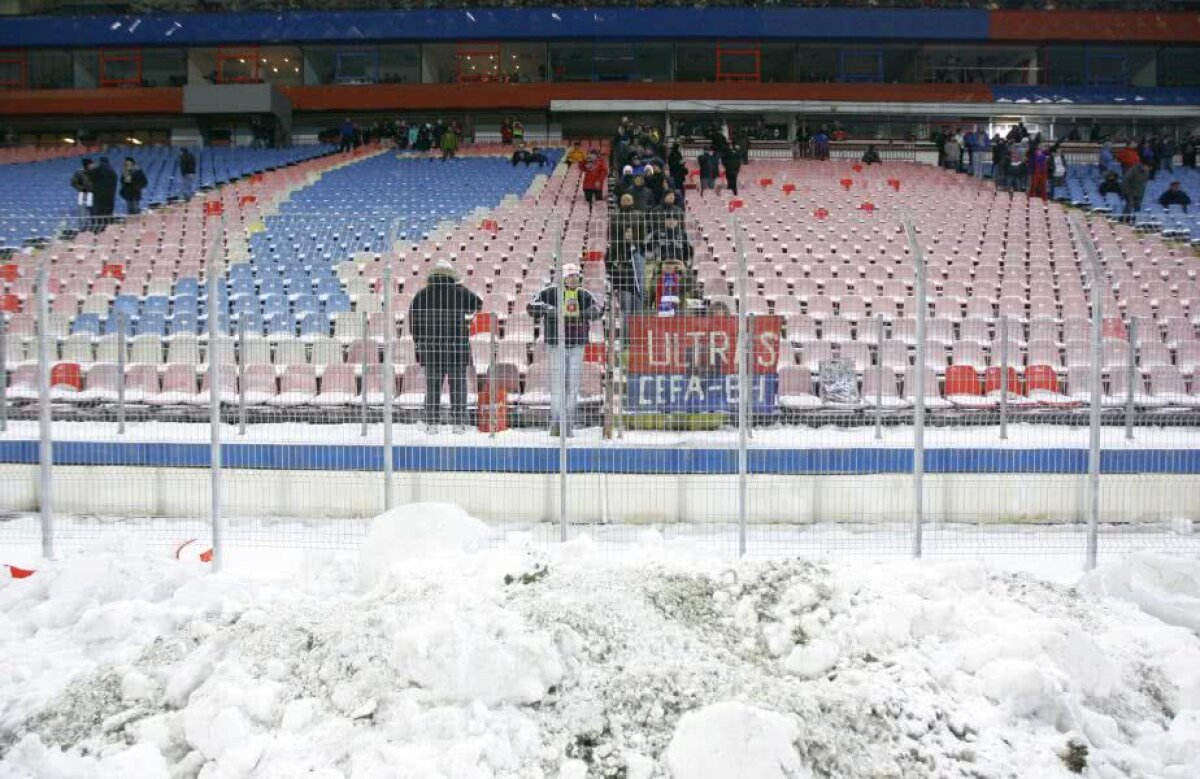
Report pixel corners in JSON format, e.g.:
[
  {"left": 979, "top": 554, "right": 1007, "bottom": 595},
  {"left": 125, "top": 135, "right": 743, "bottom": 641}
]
[
  {"left": 89, "top": 157, "right": 118, "bottom": 229},
  {"left": 119, "top": 157, "right": 148, "bottom": 216},
  {"left": 408, "top": 260, "right": 482, "bottom": 433},
  {"left": 527, "top": 263, "right": 603, "bottom": 437},
  {"left": 1121, "top": 163, "right": 1149, "bottom": 217},
  {"left": 178, "top": 147, "right": 197, "bottom": 199},
  {"left": 70, "top": 158, "right": 94, "bottom": 227},
  {"left": 608, "top": 194, "right": 647, "bottom": 336},
  {"left": 720, "top": 147, "right": 742, "bottom": 196},
  {"left": 697, "top": 149, "right": 719, "bottom": 197},
  {"left": 1158, "top": 181, "right": 1191, "bottom": 212}
]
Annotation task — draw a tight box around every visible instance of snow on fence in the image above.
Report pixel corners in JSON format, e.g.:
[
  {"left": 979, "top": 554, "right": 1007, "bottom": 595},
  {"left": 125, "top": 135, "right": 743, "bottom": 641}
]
[{"left": 1, "top": 207, "right": 1197, "bottom": 567}]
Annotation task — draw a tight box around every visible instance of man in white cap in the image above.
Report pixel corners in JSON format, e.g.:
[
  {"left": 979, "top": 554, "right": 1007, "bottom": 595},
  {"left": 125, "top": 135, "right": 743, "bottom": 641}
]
[
  {"left": 409, "top": 259, "right": 482, "bottom": 433},
  {"left": 527, "top": 262, "right": 603, "bottom": 437}
]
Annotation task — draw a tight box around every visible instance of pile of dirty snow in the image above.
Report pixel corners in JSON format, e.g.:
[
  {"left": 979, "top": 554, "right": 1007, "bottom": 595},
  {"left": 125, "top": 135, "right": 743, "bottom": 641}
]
[{"left": 1, "top": 505, "right": 1198, "bottom": 778}]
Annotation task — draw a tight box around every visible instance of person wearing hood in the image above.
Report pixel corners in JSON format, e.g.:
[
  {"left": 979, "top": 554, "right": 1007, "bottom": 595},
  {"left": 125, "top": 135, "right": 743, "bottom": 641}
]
[
  {"left": 70, "top": 158, "right": 94, "bottom": 226},
  {"left": 89, "top": 156, "right": 118, "bottom": 227},
  {"left": 120, "top": 157, "right": 148, "bottom": 215},
  {"left": 608, "top": 193, "right": 648, "bottom": 334},
  {"left": 527, "top": 263, "right": 603, "bottom": 437},
  {"left": 408, "top": 260, "right": 482, "bottom": 433}
]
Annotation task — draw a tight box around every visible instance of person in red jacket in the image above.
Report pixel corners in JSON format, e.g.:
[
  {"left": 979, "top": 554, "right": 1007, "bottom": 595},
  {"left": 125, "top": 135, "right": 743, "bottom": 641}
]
[
  {"left": 1115, "top": 141, "right": 1141, "bottom": 171},
  {"left": 581, "top": 150, "right": 608, "bottom": 211}
]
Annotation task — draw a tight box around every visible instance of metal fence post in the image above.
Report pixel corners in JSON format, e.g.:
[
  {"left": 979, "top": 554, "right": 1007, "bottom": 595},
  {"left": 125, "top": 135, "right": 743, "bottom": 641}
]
[
  {"left": 116, "top": 313, "right": 126, "bottom": 434},
  {"left": 36, "top": 261, "right": 53, "bottom": 560},
  {"left": 1077, "top": 214, "right": 1103, "bottom": 571},
  {"left": 382, "top": 263, "right": 395, "bottom": 511},
  {"left": 206, "top": 232, "right": 224, "bottom": 572},
  {"left": 0, "top": 311, "right": 7, "bottom": 433},
  {"left": 237, "top": 319, "right": 246, "bottom": 435},
  {"left": 555, "top": 223, "right": 568, "bottom": 541},
  {"left": 904, "top": 220, "right": 925, "bottom": 559},
  {"left": 360, "top": 310, "right": 369, "bottom": 437},
  {"left": 734, "top": 216, "right": 750, "bottom": 557},
  {"left": 999, "top": 316, "right": 1009, "bottom": 441},
  {"left": 874, "top": 314, "right": 884, "bottom": 440},
  {"left": 1125, "top": 319, "right": 1137, "bottom": 441},
  {"left": 488, "top": 316, "right": 498, "bottom": 440}
]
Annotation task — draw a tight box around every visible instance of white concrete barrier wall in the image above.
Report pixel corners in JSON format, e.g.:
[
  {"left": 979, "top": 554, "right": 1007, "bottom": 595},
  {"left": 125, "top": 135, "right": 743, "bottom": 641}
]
[{"left": 1, "top": 465, "right": 1197, "bottom": 525}]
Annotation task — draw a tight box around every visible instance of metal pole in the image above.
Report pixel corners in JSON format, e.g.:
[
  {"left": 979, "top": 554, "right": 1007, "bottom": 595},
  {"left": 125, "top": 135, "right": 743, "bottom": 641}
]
[
  {"left": 874, "top": 314, "right": 883, "bottom": 440},
  {"left": 237, "top": 319, "right": 246, "bottom": 435},
  {"left": 999, "top": 316, "right": 1009, "bottom": 440},
  {"left": 360, "top": 310, "right": 369, "bottom": 437},
  {"left": 488, "top": 316, "right": 498, "bottom": 440},
  {"left": 206, "top": 231, "right": 224, "bottom": 572},
  {"left": 116, "top": 313, "right": 126, "bottom": 434},
  {"left": 555, "top": 224, "right": 568, "bottom": 542},
  {"left": 1125, "top": 319, "right": 1136, "bottom": 441},
  {"left": 0, "top": 312, "right": 7, "bottom": 433},
  {"left": 36, "top": 261, "right": 53, "bottom": 560},
  {"left": 382, "top": 263, "right": 395, "bottom": 511},
  {"left": 734, "top": 216, "right": 749, "bottom": 557},
  {"left": 1076, "top": 214, "right": 1103, "bottom": 571},
  {"left": 904, "top": 220, "right": 925, "bottom": 559}
]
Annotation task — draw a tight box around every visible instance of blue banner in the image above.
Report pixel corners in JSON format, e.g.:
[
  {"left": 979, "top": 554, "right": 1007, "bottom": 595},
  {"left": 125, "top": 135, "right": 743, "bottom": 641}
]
[{"left": 627, "top": 373, "right": 779, "bottom": 414}]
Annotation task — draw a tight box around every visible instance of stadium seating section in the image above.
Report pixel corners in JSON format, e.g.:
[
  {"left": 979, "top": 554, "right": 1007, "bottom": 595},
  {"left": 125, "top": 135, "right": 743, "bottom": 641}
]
[{"left": 2, "top": 142, "right": 1198, "bottom": 421}]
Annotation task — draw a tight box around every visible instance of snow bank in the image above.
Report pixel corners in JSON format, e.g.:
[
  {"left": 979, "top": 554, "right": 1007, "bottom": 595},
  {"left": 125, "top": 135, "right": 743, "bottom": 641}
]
[
  {"left": 1084, "top": 553, "right": 1200, "bottom": 633},
  {"left": 663, "top": 702, "right": 807, "bottom": 779},
  {"left": 359, "top": 502, "right": 492, "bottom": 588},
  {"left": 3, "top": 518, "right": 1200, "bottom": 779}
]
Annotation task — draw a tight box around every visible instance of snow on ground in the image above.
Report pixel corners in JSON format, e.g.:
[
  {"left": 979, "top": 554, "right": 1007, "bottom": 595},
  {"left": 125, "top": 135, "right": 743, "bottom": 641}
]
[{"left": 1, "top": 505, "right": 1199, "bottom": 778}]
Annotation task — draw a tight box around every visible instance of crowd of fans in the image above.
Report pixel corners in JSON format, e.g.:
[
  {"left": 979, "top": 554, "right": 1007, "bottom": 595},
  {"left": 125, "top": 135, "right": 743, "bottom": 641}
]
[{"left": 930, "top": 122, "right": 1198, "bottom": 218}]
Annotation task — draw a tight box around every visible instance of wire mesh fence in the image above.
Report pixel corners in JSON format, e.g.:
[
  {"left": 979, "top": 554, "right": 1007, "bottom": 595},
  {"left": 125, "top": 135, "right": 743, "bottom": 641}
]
[{"left": 0, "top": 187, "right": 1197, "bottom": 567}]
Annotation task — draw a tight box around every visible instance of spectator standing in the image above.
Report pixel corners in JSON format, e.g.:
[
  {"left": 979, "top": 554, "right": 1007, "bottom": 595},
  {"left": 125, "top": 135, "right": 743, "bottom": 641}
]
[
  {"left": 1050, "top": 147, "right": 1067, "bottom": 198},
  {"left": 70, "top": 158, "right": 94, "bottom": 227},
  {"left": 565, "top": 141, "right": 586, "bottom": 167},
  {"left": 339, "top": 118, "right": 355, "bottom": 153},
  {"left": 89, "top": 156, "right": 118, "bottom": 228},
  {"left": 1160, "top": 136, "right": 1177, "bottom": 173},
  {"left": 668, "top": 143, "right": 687, "bottom": 193},
  {"left": 119, "top": 157, "right": 148, "bottom": 215},
  {"left": 1158, "top": 181, "right": 1191, "bottom": 212},
  {"left": 500, "top": 119, "right": 513, "bottom": 145},
  {"left": 861, "top": 145, "right": 882, "bottom": 165},
  {"left": 608, "top": 193, "right": 647, "bottom": 334},
  {"left": 1116, "top": 141, "right": 1140, "bottom": 171},
  {"left": 720, "top": 146, "right": 743, "bottom": 196},
  {"left": 440, "top": 125, "right": 458, "bottom": 162},
  {"left": 408, "top": 260, "right": 482, "bottom": 434},
  {"left": 1139, "top": 139, "right": 1157, "bottom": 179},
  {"left": 527, "top": 263, "right": 603, "bottom": 437},
  {"left": 511, "top": 119, "right": 525, "bottom": 144},
  {"left": 698, "top": 149, "right": 719, "bottom": 197},
  {"left": 1182, "top": 134, "right": 1197, "bottom": 169},
  {"left": 1121, "top": 163, "right": 1149, "bottom": 218},
  {"left": 1028, "top": 145, "right": 1049, "bottom": 200},
  {"left": 811, "top": 128, "right": 830, "bottom": 160},
  {"left": 942, "top": 133, "right": 961, "bottom": 172},
  {"left": 178, "top": 147, "right": 197, "bottom": 199},
  {"left": 1098, "top": 142, "right": 1117, "bottom": 175},
  {"left": 992, "top": 136, "right": 1009, "bottom": 188},
  {"left": 581, "top": 151, "right": 608, "bottom": 211}
]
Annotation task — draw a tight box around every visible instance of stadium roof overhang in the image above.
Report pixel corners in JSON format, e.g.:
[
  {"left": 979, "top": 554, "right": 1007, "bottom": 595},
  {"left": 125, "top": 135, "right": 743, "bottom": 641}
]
[{"left": 551, "top": 100, "right": 1200, "bottom": 120}]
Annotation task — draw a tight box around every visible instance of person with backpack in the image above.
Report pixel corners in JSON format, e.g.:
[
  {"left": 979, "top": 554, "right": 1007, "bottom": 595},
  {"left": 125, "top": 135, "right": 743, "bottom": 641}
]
[
  {"left": 527, "top": 263, "right": 604, "bottom": 437},
  {"left": 408, "top": 260, "right": 482, "bottom": 433}
]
